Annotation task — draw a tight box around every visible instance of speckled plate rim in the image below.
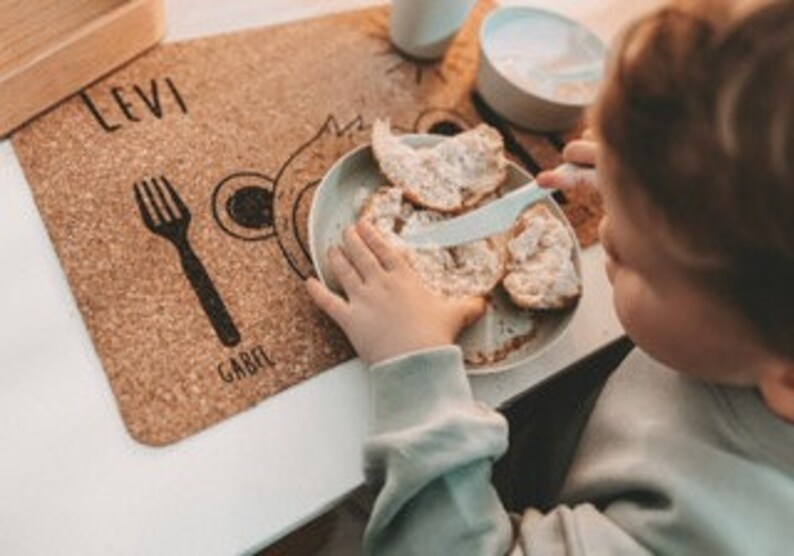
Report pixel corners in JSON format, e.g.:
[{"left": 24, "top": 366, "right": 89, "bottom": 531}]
[{"left": 308, "top": 134, "right": 581, "bottom": 375}]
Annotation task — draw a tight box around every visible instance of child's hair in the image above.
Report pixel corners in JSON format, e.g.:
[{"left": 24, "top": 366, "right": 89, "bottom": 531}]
[{"left": 594, "top": 0, "right": 794, "bottom": 361}]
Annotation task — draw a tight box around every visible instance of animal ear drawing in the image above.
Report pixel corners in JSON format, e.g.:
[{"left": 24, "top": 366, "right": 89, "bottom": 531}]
[{"left": 271, "top": 114, "right": 368, "bottom": 278}]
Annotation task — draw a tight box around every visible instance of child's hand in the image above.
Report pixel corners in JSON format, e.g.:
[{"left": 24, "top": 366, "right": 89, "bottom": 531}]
[
  {"left": 306, "top": 221, "right": 486, "bottom": 366},
  {"left": 537, "top": 129, "right": 598, "bottom": 190}
]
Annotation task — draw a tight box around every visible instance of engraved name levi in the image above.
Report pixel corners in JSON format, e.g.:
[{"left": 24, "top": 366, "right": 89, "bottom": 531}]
[{"left": 80, "top": 76, "right": 188, "bottom": 132}]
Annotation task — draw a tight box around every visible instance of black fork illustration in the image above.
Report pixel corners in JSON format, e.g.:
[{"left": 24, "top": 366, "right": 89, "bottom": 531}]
[{"left": 134, "top": 176, "right": 241, "bottom": 347}]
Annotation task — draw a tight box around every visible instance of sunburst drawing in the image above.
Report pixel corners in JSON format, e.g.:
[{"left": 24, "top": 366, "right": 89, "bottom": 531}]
[{"left": 362, "top": 12, "right": 473, "bottom": 86}]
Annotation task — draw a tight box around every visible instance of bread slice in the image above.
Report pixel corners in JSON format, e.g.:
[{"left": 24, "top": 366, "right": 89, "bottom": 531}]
[
  {"left": 358, "top": 186, "right": 506, "bottom": 298},
  {"left": 371, "top": 119, "right": 507, "bottom": 213},
  {"left": 357, "top": 185, "right": 410, "bottom": 239},
  {"left": 502, "top": 204, "right": 581, "bottom": 309},
  {"left": 410, "top": 238, "right": 507, "bottom": 298}
]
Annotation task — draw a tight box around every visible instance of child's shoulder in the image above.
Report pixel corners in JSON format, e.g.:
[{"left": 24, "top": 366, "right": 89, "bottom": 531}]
[
  {"left": 602, "top": 349, "right": 715, "bottom": 412},
  {"left": 564, "top": 347, "right": 794, "bottom": 556},
  {"left": 595, "top": 348, "right": 794, "bottom": 470}
]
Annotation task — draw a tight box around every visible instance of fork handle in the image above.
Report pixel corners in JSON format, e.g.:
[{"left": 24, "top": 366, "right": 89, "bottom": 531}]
[{"left": 177, "top": 243, "right": 241, "bottom": 347}]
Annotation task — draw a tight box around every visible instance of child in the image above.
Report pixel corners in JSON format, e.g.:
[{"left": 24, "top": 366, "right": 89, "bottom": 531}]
[{"left": 306, "top": 0, "right": 794, "bottom": 553}]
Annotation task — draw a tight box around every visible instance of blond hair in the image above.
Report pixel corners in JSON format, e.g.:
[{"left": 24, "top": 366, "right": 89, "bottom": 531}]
[{"left": 595, "top": 0, "right": 794, "bottom": 360}]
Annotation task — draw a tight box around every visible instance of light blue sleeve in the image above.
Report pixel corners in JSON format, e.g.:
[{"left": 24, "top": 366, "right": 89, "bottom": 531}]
[
  {"left": 362, "top": 346, "right": 514, "bottom": 556},
  {"left": 362, "top": 344, "right": 791, "bottom": 555},
  {"left": 360, "top": 346, "right": 655, "bottom": 556}
]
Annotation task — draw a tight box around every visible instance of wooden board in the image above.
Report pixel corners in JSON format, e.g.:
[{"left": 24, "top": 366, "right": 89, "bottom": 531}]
[
  {"left": 11, "top": 1, "right": 602, "bottom": 445},
  {"left": 0, "top": 0, "right": 165, "bottom": 136}
]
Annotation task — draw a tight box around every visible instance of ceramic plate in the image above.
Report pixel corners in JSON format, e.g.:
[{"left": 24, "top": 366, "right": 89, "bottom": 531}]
[{"left": 309, "top": 134, "right": 581, "bottom": 374}]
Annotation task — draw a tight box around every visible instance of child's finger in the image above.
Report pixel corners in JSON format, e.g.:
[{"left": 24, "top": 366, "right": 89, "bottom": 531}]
[
  {"left": 357, "top": 220, "right": 408, "bottom": 271},
  {"left": 536, "top": 170, "right": 564, "bottom": 189},
  {"left": 343, "top": 225, "right": 382, "bottom": 281},
  {"left": 540, "top": 167, "right": 597, "bottom": 190},
  {"left": 562, "top": 139, "right": 598, "bottom": 166},
  {"left": 459, "top": 295, "right": 487, "bottom": 326},
  {"left": 328, "top": 246, "right": 362, "bottom": 294},
  {"left": 305, "top": 277, "right": 350, "bottom": 327}
]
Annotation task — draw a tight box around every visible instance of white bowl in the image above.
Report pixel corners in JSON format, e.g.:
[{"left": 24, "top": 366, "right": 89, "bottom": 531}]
[
  {"left": 309, "top": 134, "right": 581, "bottom": 374},
  {"left": 477, "top": 6, "right": 607, "bottom": 132}
]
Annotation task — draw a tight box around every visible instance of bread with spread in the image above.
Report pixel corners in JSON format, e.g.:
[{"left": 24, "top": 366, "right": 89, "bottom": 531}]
[
  {"left": 359, "top": 186, "right": 507, "bottom": 298},
  {"left": 371, "top": 119, "right": 507, "bottom": 213},
  {"left": 502, "top": 204, "right": 581, "bottom": 309},
  {"left": 360, "top": 121, "right": 581, "bottom": 311}
]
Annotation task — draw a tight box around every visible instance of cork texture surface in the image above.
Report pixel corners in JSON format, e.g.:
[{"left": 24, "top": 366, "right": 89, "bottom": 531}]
[{"left": 11, "top": 1, "right": 602, "bottom": 445}]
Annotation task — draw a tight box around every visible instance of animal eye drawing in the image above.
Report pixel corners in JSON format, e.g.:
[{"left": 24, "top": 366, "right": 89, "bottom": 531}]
[
  {"left": 412, "top": 107, "right": 473, "bottom": 136},
  {"left": 212, "top": 171, "right": 276, "bottom": 242}
]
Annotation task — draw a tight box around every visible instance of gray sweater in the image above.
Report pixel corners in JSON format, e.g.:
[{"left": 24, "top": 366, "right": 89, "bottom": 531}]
[{"left": 363, "top": 346, "right": 794, "bottom": 555}]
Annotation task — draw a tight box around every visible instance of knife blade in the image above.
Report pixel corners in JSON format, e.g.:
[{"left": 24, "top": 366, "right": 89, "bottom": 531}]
[
  {"left": 401, "top": 162, "right": 583, "bottom": 248},
  {"left": 401, "top": 180, "right": 552, "bottom": 248}
]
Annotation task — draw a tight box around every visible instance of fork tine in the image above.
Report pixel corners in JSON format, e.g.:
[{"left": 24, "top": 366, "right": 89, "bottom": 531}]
[
  {"left": 141, "top": 179, "right": 165, "bottom": 224},
  {"left": 152, "top": 177, "right": 176, "bottom": 222},
  {"left": 160, "top": 175, "right": 190, "bottom": 218},
  {"left": 134, "top": 182, "right": 157, "bottom": 230}
]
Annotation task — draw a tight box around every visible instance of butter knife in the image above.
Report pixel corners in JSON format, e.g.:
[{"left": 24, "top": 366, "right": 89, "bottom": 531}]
[{"left": 402, "top": 163, "right": 579, "bottom": 248}]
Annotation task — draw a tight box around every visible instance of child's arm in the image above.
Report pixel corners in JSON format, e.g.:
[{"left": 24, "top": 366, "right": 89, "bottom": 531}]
[
  {"left": 306, "top": 222, "right": 657, "bottom": 555},
  {"left": 306, "top": 222, "right": 513, "bottom": 553},
  {"left": 359, "top": 343, "right": 656, "bottom": 556},
  {"left": 362, "top": 345, "right": 514, "bottom": 555}
]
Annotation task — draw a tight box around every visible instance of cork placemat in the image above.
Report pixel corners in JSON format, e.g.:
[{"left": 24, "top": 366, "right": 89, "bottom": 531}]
[{"left": 11, "top": 1, "right": 602, "bottom": 445}]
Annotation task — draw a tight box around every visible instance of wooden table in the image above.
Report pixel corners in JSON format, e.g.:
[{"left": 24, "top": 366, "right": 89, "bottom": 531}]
[{"left": 0, "top": 1, "right": 661, "bottom": 553}]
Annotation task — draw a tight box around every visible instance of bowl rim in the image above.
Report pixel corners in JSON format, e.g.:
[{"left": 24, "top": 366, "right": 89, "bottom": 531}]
[
  {"left": 308, "top": 141, "right": 369, "bottom": 288},
  {"left": 478, "top": 5, "right": 607, "bottom": 108}
]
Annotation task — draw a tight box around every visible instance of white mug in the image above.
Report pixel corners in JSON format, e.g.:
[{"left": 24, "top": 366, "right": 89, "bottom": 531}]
[{"left": 389, "top": 0, "right": 477, "bottom": 60}]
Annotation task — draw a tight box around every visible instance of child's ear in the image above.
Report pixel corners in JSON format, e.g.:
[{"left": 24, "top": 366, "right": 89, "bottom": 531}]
[{"left": 758, "top": 364, "right": 794, "bottom": 423}]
